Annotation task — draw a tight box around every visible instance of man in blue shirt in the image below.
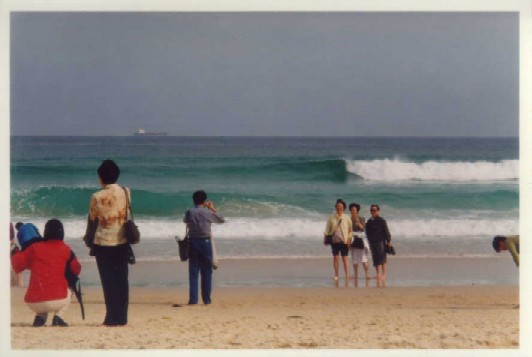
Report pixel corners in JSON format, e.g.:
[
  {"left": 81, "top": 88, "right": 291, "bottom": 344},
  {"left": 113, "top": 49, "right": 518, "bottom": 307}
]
[{"left": 184, "top": 190, "right": 225, "bottom": 305}]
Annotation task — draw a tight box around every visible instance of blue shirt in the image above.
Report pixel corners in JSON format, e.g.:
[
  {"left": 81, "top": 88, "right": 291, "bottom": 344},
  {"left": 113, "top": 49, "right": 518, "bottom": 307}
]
[{"left": 184, "top": 206, "right": 225, "bottom": 238}]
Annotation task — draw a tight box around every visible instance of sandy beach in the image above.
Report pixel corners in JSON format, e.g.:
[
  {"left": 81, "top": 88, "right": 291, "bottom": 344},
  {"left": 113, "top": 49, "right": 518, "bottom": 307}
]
[{"left": 10, "top": 282, "right": 518, "bottom": 350}]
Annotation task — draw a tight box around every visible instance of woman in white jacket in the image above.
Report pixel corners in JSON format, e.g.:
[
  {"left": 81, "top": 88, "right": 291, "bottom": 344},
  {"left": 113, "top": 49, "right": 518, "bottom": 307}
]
[{"left": 348, "top": 203, "right": 369, "bottom": 287}]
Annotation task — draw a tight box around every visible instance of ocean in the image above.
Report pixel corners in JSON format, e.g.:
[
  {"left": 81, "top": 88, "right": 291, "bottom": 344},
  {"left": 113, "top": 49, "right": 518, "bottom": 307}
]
[{"left": 10, "top": 136, "right": 519, "bottom": 272}]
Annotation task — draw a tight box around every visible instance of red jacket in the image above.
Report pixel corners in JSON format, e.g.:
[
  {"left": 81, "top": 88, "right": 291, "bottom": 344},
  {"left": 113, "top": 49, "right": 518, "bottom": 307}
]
[{"left": 11, "top": 240, "right": 81, "bottom": 303}]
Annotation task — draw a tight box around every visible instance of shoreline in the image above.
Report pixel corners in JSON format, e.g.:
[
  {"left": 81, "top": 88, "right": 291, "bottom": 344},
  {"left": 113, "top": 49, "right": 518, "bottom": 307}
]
[
  {"left": 11, "top": 284, "right": 519, "bottom": 349},
  {"left": 54, "top": 256, "right": 519, "bottom": 288}
]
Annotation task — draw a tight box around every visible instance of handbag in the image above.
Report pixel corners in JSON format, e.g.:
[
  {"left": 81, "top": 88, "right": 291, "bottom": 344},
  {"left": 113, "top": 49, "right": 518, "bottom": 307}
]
[
  {"left": 176, "top": 235, "right": 190, "bottom": 262},
  {"left": 324, "top": 218, "right": 343, "bottom": 245},
  {"left": 385, "top": 244, "right": 396, "bottom": 255},
  {"left": 176, "top": 213, "right": 190, "bottom": 261},
  {"left": 83, "top": 215, "right": 98, "bottom": 250},
  {"left": 122, "top": 186, "right": 140, "bottom": 245},
  {"left": 65, "top": 250, "right": 85, "bottom": 319},
  {"left": 352, "top": 236, "right": 364, "bottom": 249},
  {"left": 175, "top": 211, "right": 190, "bottom": 262}
]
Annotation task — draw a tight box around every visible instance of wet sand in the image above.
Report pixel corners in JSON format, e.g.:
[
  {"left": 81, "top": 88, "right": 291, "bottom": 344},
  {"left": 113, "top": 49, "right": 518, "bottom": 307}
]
[
  {"left": 9, "top": 258, "right": 520, "bottom": 350},
  {"left": 69, "top": 256, "right": 519, "bottom": 288}
]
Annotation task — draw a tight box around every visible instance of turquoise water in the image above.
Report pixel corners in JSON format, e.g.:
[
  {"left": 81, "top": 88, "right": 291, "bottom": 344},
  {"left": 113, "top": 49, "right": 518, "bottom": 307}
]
[{"left": 10, "top": 136, "right": 519, "bottom": 260}]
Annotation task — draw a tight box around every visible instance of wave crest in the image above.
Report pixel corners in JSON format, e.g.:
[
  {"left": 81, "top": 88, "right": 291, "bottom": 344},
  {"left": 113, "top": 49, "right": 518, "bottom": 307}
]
[{"left": 346, "top": 159, "right": 518, "bottom": 182}]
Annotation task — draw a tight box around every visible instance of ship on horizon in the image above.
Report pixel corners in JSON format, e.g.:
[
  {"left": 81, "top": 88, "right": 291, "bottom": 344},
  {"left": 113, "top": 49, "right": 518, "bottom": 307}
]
[{"left": 133, "top": 128, "right": 168, "bottom": 137}]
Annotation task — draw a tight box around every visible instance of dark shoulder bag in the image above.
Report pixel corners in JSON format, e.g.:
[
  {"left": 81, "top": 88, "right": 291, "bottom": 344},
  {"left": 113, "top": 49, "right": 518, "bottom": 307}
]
[
  {"left": 324, "top": 218, "right": 343, "bottom": 245},
  {"left": 352, "top": 236, "right": 365, "bottom": 249},
  {"left": 122, "top": 186, "right": 140, "bottom": 245},
  {"left": 65, "top": 250, "right": 85, "bottom": 320},
  {"left": 176, "top": 211, "right": 190, "bottom": 261},
  {"left": 83, "top": 215, "right": 98, "bottom": 256}
]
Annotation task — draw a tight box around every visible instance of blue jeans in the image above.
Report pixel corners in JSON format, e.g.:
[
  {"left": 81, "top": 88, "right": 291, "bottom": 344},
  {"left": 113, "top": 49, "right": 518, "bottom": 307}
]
[{"left": 188, "top": 238, "right": 213, "bottom": 304}]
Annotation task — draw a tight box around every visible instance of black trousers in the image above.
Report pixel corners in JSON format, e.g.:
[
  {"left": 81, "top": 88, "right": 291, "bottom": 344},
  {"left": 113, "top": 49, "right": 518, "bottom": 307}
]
[{"left": 94, "top": 244, "right": 129, "bottom": 325}]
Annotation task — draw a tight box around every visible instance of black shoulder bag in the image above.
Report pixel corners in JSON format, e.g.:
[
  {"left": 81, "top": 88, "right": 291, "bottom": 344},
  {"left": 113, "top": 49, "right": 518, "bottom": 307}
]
[
  {"left": 65, "top": 251, "right": 85, "bottom": 320},
  {"left": 122, "top": 186, "right": 140, "bottom": 245},
  {"left": 176, "top": 211, "right": 190, "bottom": 261}
]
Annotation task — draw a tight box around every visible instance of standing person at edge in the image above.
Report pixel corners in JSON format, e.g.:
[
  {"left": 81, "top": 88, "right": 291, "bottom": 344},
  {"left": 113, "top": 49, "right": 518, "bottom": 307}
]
[
  {"left": 324, "top": 199, "right": 353, "bottom": 286},
  {"left": 349, "top": 203, "right": 369, "bottom": 287},
  {"left": 492, "top": 235, "right": 519, "bottom": 308},
  {"left": 365, "top": 204, "right": 392, "bottom": 287},
  {"left": 87, "top": 159, "right": 131, "bottom": 326},
  {"left": 10, "top": 223, "right": 24, "bottom": 287},
  {"left": 184, "top": 190, "right": 225, "bottom": 305}
]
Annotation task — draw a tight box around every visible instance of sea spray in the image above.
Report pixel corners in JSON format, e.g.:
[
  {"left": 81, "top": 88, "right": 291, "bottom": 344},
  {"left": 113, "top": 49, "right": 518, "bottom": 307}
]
[
  {"left": 16, "top": 216, "right": 518, "bottom": 242},
  {"left": 346, "top": 159, "right": 518, "bottom": 182}
]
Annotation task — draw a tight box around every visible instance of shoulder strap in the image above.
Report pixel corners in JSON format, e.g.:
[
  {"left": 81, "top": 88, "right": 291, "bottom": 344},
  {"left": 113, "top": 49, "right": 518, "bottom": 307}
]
[
  {"left": 121, "top": 186, "right": 133, "bottom": 221},
  {"left": 68, "top": 250, "right": 76, "bottom": 262},
  {"left": 334, "top": 217, "right": 342, "bottom": 231},
  {"left": 65, "top": 250, "right": 79, "bottom": 285}
]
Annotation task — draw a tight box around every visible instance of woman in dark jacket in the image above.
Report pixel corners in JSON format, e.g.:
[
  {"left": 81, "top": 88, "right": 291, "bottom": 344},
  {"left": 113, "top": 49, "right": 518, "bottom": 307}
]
[{"left": 365, "top": 205, "right": 392, "bottom": 287}]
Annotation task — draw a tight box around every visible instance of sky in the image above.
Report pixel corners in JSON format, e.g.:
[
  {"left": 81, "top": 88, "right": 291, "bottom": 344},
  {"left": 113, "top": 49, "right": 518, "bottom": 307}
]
[{"left": 10, "top": 12, "right": 519, "bottom": 137}]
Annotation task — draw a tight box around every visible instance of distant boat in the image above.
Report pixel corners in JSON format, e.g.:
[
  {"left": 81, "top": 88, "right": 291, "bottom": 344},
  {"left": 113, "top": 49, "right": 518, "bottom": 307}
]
[{"left": 133, "top": 128, "right": 168, "bottom": 137}]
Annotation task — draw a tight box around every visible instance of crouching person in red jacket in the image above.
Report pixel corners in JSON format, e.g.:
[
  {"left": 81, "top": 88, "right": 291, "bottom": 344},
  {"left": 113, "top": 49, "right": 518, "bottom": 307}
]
[{"left": 11, "top": 219, "right": 81, "bottom": 327}]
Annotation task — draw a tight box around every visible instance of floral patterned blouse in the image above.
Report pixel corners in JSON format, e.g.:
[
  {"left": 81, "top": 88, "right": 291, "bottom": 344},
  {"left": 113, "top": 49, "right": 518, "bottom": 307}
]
[{"left": 89, "top": 184, "right": 130, "bottom": 246}]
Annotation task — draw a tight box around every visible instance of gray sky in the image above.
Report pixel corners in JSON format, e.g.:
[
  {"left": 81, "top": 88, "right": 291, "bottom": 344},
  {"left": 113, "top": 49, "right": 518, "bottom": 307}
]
[{"left": 10, "top": 12, "right": 519, "bottom": 137}]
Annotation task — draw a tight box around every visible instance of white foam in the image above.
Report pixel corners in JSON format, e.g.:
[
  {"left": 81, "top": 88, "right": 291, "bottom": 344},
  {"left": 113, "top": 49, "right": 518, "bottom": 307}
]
[
  {"left": 345, "top": 159, "right": 519, "bottom": 182},
  {"left": 17, "top": 216, "right": 518, "bottom": 242}
]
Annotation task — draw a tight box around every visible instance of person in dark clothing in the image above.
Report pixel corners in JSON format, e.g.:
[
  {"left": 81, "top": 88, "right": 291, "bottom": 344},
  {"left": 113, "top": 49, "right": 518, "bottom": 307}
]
[
  {"left": 183, "top": 190, "right": 225, "bottom": 305},
  {"left": 365, "top": 205, "right": 392, "bottom": 287},
  {"left": 85, "top": 159, "right": 131, "bottom": 326}
]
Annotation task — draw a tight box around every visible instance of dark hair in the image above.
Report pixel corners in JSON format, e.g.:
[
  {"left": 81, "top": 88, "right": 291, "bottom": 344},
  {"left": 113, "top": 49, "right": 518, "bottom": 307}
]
[
  {"left": 492, "top": 235, "right": 507, "bottom": 253},
  {"left": 44, "top": 219, "right": 64, "bottom": 241},
  {"left": 193, "top": 190, "right": 208, "bottom": 205},
  {"left": 335, "top": 199, "right": 346, "bottom": 210},
  {"left": 97, "top": 159, "right": 120, "bottom": 184},
  {"left": 370, "top": 204, "right": 380, "bottom": 211},
  {"left": 349, "top": 203, "right": 361, "bottom": 213},
  {"left": 15, "top": 222, "right": 24, "bottom": 230}
]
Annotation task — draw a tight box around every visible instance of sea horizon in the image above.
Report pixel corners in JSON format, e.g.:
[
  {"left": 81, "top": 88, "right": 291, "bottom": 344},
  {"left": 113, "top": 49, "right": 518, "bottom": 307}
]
[{"left": 9, "top": 134, "right": 519, "bottom": 139}]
